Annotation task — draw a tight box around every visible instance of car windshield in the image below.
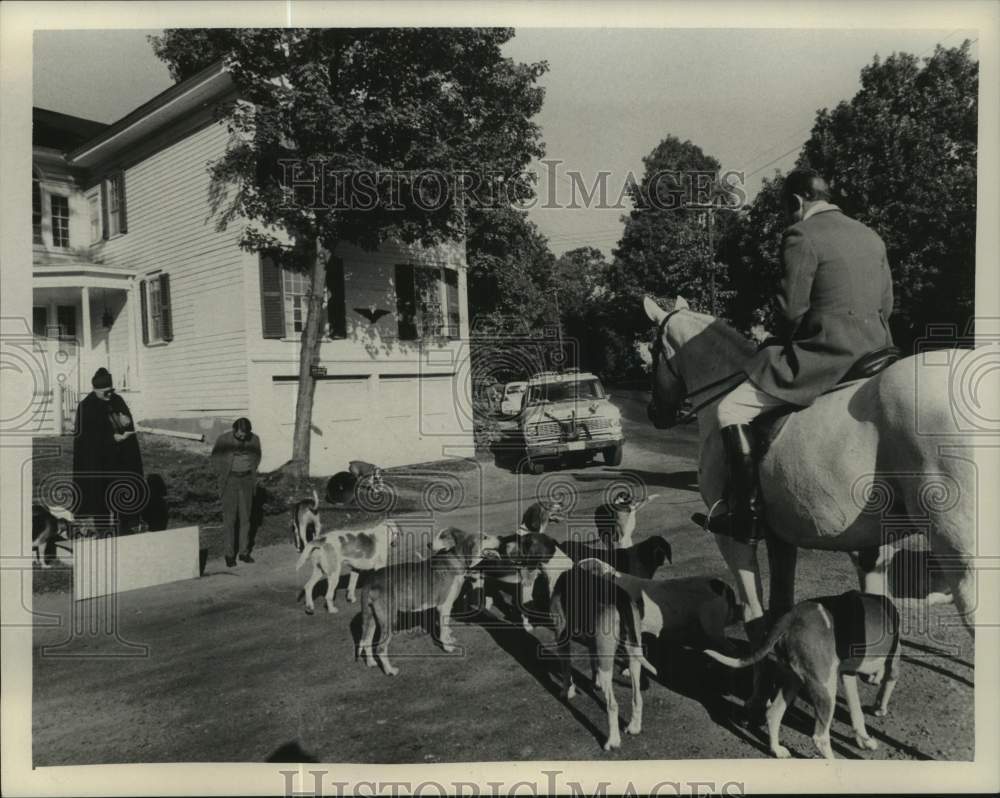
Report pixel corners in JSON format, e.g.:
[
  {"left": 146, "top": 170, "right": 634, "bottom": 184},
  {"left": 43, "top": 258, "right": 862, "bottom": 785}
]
[{"left": 526, "top": 379, "right": 604, "bottom": 404}]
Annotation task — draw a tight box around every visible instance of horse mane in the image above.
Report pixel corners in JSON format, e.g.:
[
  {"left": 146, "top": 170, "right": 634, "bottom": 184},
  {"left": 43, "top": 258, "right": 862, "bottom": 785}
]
[{"left": 672, "top": 309, "right": 757, "bottom": 367}]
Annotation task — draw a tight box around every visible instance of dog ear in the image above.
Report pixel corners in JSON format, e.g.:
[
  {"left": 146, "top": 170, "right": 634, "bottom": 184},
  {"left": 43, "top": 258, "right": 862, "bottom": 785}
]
[{"left": 432, "top": 528, "right": 456, "bottom": 552}]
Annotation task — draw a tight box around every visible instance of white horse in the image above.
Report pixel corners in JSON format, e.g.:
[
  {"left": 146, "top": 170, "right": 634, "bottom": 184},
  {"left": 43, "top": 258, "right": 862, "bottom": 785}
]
[{"left": 642, "top": 296, "right": 977, "bottom": 645}]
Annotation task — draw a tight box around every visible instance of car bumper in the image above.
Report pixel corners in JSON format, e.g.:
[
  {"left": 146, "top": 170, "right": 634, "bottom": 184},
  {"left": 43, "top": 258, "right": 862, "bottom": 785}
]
[{"left": 524, "top": 435, "right": 624, "bottom": 459}]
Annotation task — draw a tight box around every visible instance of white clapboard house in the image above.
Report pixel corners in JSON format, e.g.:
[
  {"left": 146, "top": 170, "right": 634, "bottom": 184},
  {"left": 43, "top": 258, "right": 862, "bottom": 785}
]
[{"left": 31, "top": 62, "right": 473, "bottom": 473}]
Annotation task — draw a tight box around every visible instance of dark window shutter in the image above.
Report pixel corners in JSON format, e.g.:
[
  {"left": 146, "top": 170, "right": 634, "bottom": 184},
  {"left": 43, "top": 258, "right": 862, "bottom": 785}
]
[
  {"left": 159, "top": 273, "right": 173, "bottom": 341},
  {"left": 326, "top": 256, "right": 347, "bottom": 339},
  {"left": 100, "top": 180, "right": 110, "bottom": 240},
  {"left": 395, "top": 264, "right": 417, "bottom": 341},
  {"left": 139, "top": 280, "right": 149, "bottom": 345},
  {"left": 117, "top": 171, "right": 128, "bottom": 234},
  {"left": 259, "top": 254, "right": 285, "bottom": 338},
  {"left": 445, "top": 269, "right": 460, "bottom": 339}
]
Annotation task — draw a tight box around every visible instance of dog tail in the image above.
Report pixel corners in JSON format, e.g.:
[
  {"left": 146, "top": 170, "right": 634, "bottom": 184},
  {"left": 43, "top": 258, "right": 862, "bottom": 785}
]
[
  {"left": 703, "top": 612, "right": 791, "bottom": 669},
  {"left": 614, "top": 584, "right": 658, "bottom": 677},
  {"left": 295, "top": 541, "right": 319, "bottom": 571}
]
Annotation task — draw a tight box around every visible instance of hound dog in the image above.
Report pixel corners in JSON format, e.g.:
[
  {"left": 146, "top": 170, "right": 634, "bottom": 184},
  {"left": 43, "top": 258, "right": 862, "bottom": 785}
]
[
  {"left": 469, "top": 501, "right": 564, "bottom": 613},
  {"left": 296, "top": 520, "right": 400, "bottom": 614},
  {"left": 594, "top": 492, "right": 660, "bottom": 547},
  {"left": 290, "top": 488, "right": 322, "bottom": 553},
  {"left": 32, "top": 503, "right": 73, "bottom": 568},
  {"left": 551, "top": 558, "right": 738, "bottom": 750},
  {"left": 349, "top": 460, "right": 385, "bottom": 496},
  {"left": 358, "top": 527, "right": 501, "bottom": 675},
  {"left": 558, "top": 535, "right": 673, "bottom": 580},
  {"left": 704, "top": 590, "right": 902, "bottom": 759}
]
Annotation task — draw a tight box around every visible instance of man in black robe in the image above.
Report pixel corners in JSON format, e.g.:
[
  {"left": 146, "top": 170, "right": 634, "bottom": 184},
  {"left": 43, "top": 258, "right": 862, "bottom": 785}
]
[{"left": 72, "top": 368, "right": 145, "bottom": 533}]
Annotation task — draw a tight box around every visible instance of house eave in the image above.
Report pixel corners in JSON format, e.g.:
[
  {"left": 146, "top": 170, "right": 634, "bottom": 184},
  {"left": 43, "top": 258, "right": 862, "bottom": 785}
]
[
  {"left": 67, "top": 61, "right": 233, "bottom": 169},
  {"left": 33, "top": 260, "right": 139, "bottom": 287}
]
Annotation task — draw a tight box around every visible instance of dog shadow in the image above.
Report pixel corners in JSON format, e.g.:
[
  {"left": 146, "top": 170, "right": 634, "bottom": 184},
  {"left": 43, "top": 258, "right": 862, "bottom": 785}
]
[
  {"left": 901, "top": 638, "right": 974, "bottom": 672},
  {"left": 571, "top": 469, "right": 700, "bottom": 493},
  {"left": 346, "top": 601, "right": 439, "bottom": 650},
  {"left": 266, "top": 740, "right": 319, "bottom": 763},
  {"left": 475, "top": 613, "right": 609, "bottom": 746},
  {"left": 688, "top": 635, "right": 938, "bottom": 759},
  {"left": 642, "top": 635, "right": 774, "bottom": 756}
]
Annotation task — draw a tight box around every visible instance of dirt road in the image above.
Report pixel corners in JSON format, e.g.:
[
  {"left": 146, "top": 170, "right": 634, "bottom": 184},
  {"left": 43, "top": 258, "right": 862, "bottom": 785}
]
[{"left": 31, "top": 392, "right": 973, "bottom": 765}]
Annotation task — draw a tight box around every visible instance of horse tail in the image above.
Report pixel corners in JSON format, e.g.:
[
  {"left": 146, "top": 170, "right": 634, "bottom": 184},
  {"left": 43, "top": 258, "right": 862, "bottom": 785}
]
[{"left": 704, "top": 612, "right": 792, "bottom": 669}]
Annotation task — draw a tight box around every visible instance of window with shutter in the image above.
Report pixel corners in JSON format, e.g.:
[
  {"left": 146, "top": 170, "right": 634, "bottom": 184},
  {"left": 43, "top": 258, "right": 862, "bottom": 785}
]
[
  {"left": 326, "top": 257, "right": 347, "bottom": 339},
  {"left": 259, "top": 255, "right": 286, "bottom": 338},
  {"left": 32, "top": 174, "right": 43, "bottom": 245},
  {"left": 139, "top": 279, "right": 149, "bottom": 345},
  {"left": 106, "top": 173, "right": 127, "bottom": 237},
  {"left": 139, "top": 274, "right": 172, "bottom": 344},
  {"left": 159, "top": 273, "right": 173, "bottom": 341},
  {"left": 444, "top": 269, "right": 460, "bottom": 340},
  {"left": 50, "top": 196, "right": 70, "bottom": 248},
  {"left": 395, "top": 264, "right": 417, "bottom": 341}
]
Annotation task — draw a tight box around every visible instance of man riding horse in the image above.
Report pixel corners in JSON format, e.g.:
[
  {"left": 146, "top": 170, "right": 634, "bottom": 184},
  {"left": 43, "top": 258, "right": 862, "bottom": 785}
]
[{"left": 707, "top": 168, "right": 895, "bottom": 536}]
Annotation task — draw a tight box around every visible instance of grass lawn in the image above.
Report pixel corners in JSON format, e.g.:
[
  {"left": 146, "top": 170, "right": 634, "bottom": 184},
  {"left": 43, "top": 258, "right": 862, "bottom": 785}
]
[{"left": 31, "top": 433, "right": 483, "bottom": 592}]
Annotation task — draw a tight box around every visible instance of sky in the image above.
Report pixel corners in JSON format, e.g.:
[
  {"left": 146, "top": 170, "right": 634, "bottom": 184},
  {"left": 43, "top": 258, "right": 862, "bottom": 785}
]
[{"left": 34, "top": 27, "right": 978, "bottom": 256}]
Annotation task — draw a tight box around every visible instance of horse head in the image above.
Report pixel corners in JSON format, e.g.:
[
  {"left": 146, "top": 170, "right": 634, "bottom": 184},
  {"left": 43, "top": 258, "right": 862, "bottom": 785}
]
[{"left": 643, "top": 295, "right": 690, "bottom": 428}]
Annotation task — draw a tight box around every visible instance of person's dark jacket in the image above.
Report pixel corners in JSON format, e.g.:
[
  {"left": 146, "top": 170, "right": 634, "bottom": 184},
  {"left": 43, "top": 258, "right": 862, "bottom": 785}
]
[
  {"left": 210, "top": 430, "right": 262, "bottom": 493},
  {"left": 72, "top": 391, "right": 144, "bottom": 517},
  {"left": 745, "top": 206, "right": 894, "bottom": 406}
]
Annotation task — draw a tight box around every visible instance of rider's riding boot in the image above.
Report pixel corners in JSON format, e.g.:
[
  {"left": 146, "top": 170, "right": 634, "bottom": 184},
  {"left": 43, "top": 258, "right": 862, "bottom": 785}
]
[{"left": 697, "top": 424, "right": 763, "bottom": 542}]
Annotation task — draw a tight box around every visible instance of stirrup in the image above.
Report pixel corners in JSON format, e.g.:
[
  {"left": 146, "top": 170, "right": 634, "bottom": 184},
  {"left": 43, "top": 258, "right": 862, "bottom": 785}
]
[{"left": 691, "top": 510, "right": 765, "bottom": 544}]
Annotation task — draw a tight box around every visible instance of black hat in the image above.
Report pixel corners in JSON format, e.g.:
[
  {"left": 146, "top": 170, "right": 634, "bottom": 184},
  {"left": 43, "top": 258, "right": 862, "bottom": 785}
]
[{"left": 91, "top": 368, "right": 113, "bottom": 389}]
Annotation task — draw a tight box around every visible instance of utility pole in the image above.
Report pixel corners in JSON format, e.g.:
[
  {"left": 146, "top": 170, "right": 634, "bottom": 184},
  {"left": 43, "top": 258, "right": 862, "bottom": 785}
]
[
  {"left": 691, "top": 196, "right": 743, "bottom": 317},
  {"left": 707, "top": 207, "right": 717, "bottom": 316}
]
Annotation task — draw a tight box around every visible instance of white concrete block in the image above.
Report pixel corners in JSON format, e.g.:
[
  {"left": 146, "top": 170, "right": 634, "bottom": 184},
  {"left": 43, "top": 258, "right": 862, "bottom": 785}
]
[{"left": 73, "top": 526, "right": 200, "bottom": 601}]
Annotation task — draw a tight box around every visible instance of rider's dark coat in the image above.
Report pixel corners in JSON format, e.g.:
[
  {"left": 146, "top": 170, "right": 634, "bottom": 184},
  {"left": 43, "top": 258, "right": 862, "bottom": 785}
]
[{"left": 746, "top": 204, "right": 895, "bottom": 406}]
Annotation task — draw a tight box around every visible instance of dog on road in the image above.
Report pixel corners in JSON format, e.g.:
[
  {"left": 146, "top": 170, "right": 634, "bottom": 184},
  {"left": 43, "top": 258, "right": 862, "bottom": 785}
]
[
  {"left": 704, "top": 589, "right": 902, "bottom": 759},
  {"left": 296, "top": 520, "right": 400, "bottom": 614},
  {"left": 594, "top": 492, "right": 659, "bottom": 547},
  {"left": 358, "top": 527, "right": 501, "bottom": 676},
  {"left": 551, "top": 558, "right": 737, "bottom": 750},
  {"left": 558, "top": 534, "right": 673, "bottom": 580},
  {"left": 290, "top": 489, "right": 322, "bottom": 553},
  {"left": 32, "top": 503, "right": 73, "bottom": 568}
]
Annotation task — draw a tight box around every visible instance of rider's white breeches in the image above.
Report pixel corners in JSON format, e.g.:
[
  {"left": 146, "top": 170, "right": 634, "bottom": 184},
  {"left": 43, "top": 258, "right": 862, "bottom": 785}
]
[{"left": 716, "top": 379, "right": 787, "bottom": 427}]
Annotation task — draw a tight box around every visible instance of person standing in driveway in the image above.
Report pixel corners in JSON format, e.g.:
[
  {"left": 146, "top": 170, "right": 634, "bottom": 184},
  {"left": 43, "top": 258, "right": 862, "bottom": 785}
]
[{"left": 211, "top": 417, "right": 261, "bottom": 567}]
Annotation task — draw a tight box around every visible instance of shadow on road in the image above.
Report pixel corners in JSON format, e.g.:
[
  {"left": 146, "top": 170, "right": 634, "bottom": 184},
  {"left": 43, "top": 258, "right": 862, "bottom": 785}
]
[
  {"left": 475, "top": 614, "right": 609, "bottom": 747},
  {"left": 266, "top": 740, "right": 319, "bottom": 762},
  {"left": 571, "top": 469, "right": 700, "bottom": 493}
]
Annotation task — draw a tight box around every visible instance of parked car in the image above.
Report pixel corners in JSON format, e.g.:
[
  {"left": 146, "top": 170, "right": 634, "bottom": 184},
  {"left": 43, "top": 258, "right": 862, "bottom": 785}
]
[
  {"left": 499, "top": 381, "right": 527, "bottom": 416},
  {"left": 511, "top": 370, "right": 624, "bottom": 474}
]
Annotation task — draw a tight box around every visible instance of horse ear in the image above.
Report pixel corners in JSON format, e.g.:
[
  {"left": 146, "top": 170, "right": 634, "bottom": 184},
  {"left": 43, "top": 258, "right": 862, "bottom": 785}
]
[
  {"left": 643, "top": 296, "right": 667, "bottom": 324},
  {"left": 674, "top": 296, "right": 690, "bottom": 311}
]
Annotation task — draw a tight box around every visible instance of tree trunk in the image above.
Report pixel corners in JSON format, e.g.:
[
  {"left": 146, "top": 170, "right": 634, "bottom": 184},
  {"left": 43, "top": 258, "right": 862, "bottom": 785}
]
[{"left": 289, "top": 236, "right": 328, "bottom": 480}]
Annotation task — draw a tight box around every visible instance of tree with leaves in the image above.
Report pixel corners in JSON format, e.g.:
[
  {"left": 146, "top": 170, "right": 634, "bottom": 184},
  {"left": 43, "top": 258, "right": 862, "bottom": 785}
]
[
  {"left": 150, "top": 28, "right": 547, "bottom": 477},
  {"left": 722, "top": 42, "right": 977, "bottom": 350},
  {"left": 609, "top": 136, "right": 734, "bottom": 327}
]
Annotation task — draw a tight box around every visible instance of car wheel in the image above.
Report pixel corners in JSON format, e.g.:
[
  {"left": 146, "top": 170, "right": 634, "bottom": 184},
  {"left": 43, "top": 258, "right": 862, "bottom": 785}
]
[
  {"left": 603, "top": 444, "right": 623, "bottom": 466},
  {"left": 526, "top": 459, "right": 545, "bottom": 475}
]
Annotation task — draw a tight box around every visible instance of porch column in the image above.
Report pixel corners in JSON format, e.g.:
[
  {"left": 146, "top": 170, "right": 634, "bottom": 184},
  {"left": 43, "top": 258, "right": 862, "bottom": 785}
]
[
  {"left": 128, "top": 280, "right": 139, "bottom": 387},
  {"left": 80, "top": 286, "right": 92, "bottom": 383}
]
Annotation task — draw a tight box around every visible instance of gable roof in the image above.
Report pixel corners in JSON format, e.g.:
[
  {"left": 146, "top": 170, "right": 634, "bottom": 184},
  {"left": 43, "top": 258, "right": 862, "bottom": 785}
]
[
  {"left": 33, "top": 108, "right": 108, "bottom": 150},
  {"left": 67, "top": 60, "right": 233, "bottom": 169}
]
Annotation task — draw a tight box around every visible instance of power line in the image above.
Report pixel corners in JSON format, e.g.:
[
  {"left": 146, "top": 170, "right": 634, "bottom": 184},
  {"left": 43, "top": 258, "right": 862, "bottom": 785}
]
[{"left": 734, "top": 28, "right": 975, "bottom": 176}]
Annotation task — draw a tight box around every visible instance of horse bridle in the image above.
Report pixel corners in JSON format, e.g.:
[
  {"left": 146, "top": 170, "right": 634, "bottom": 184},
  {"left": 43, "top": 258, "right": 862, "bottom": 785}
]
[{"left": 651, "top": 308, "right": 746, "bottom": 426}]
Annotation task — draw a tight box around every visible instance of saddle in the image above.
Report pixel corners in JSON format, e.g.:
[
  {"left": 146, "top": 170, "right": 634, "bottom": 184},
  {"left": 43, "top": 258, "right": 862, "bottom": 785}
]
[{"left": 751, "top": 346, "right": 901, "bottom": 455}]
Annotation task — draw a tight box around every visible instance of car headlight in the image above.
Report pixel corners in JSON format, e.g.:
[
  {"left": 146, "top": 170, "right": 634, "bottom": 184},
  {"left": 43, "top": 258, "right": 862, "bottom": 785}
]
[{"left": 609, "top": 417, "right": 622, "bottom": 428}]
